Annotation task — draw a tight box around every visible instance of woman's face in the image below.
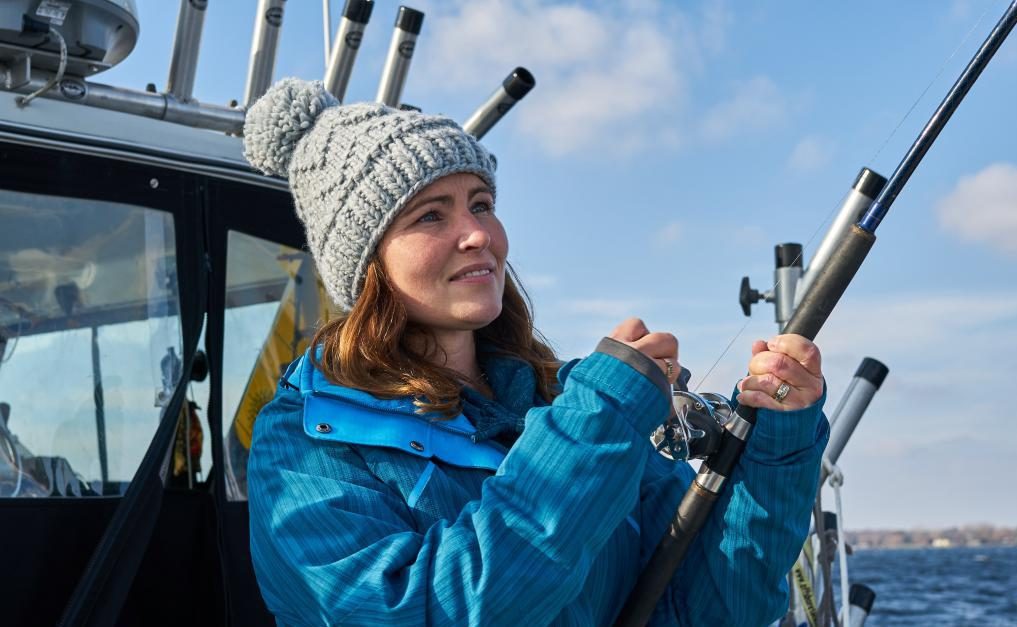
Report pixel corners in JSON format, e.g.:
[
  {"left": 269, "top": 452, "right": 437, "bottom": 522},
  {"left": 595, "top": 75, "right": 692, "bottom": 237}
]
[{"left": 378, "top": 173, "right": 507, "bottom": 332}]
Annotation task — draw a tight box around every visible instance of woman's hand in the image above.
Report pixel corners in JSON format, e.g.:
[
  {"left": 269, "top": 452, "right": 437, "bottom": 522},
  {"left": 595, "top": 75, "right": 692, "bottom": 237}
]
[
  {"left": 737, "top": 334, "right": 823, "bottom": 411},
  {"left": 609, "top": 318, "right": 682, "bottom": 385}
]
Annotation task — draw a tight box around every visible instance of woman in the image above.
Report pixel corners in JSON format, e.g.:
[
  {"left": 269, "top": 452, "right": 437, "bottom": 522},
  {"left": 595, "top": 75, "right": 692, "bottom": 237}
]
[{"left": 243, "top": 78, "right": 828, "bottom": 626}]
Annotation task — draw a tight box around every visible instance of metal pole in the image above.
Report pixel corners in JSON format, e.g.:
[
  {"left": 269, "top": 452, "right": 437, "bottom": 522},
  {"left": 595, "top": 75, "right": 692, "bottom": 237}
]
[
  {"left": 376, "top": 6, "right": 423, "bottom": 107},
  {"left": 8, "top": 71, "right": 244, "bottom": 133},
  {"left": 324, "top": 0, "right": 374, "bottom": 102},
  {"left": 244, "top": 0, "right": 287, "bottom": 108},
  {"left": 773, "top": 243, "right": 803, "bottom": 330},
  {"left": 91, "top": 326, "right": 109, "bottom": 488},
  {"left": 615, "top": 4, "right": 1017, "bottom": 623},
  {"left": 323, "top": 0, "right": 333, "bottom": 66},
  {"left": 166, "top": 0, "right": 208, "bottom": 103},
  {"left": 463, "top": 67, "right": 536, "bottom": 139}
]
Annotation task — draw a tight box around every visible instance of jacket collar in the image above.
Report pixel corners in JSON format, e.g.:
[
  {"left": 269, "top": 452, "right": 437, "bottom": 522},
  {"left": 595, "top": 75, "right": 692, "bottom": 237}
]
[{"left": 284, "top": 347, "right": 546, "bottom": 443}]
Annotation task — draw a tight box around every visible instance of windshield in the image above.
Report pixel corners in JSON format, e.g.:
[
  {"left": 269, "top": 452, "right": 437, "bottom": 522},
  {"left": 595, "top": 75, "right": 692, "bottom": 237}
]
[{"left": 0, "top": 189, "right": 181, "bottom": 497}]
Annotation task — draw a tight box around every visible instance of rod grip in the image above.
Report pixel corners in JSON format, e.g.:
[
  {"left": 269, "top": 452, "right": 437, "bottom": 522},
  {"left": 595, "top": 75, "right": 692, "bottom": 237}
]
[
  {"left": 784, "top": 225, "right": 876, "bottom": 340},
  {"left": 614, "top": 483, "right": 719, "bottom": 627}
]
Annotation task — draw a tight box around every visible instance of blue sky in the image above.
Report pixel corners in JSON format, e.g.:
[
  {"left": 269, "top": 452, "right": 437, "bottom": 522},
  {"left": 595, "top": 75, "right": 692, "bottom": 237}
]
[{"left": 100, "top": 0, "right": 1017, "bottom": 529}]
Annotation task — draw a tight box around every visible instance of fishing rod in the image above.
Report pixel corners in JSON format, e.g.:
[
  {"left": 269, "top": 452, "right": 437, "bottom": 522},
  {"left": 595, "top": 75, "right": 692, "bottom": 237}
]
[{"left": 615, "top": 3, "right": 1017, "bottom": 624}]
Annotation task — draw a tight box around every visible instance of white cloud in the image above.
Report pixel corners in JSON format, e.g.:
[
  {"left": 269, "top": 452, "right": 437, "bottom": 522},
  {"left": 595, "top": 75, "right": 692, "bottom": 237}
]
[
  {"left": 655, "top": 221, "right": 683, "bottom": 246},
  {"left": 519, "top": 273, "right": 558, "bottom": 289},
  {"left": 560, "top": 298, "right": 651, "bottom": 319},
  {"left": 937, "top": 163, "right": 1017, "bottom": 256},
  {"left": 818, "top": 290, "right": 1017, "bottom": 360},
  {"left": 700, "top": 75, "right": 788, "bottom": 142},
  {"left": 786, "top": 135, "right": 836, "bottom": 172},
  {"left": 411, "top": 0, "right": 728, "bottom": 156}
]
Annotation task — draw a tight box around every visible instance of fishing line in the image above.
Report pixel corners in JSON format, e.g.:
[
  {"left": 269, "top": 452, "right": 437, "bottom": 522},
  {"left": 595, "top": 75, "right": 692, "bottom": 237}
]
[
  {"left": 867, "top": 0, "right": 996, "bottom": 166},
  {"left": 693, "top": 3, "right": 995, "bottom": 393},
  {"left": 691, "top": 189, "right": 850, "bottom": 390}
]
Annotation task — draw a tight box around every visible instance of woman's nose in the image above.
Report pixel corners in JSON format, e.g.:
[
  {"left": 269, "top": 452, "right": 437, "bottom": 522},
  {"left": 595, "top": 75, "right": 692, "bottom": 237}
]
[{"left": 458, "top": 214, "right": 491, "bottom": 251}]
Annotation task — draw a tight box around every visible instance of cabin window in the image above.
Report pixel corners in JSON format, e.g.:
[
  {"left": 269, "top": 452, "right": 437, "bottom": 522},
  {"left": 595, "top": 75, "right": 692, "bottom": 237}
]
[
  {"left": 222, "top": 230, "right": 334, "bottom": 500},
  {"left": 0, "top": 190, "right": 181, "bottom": 497}
]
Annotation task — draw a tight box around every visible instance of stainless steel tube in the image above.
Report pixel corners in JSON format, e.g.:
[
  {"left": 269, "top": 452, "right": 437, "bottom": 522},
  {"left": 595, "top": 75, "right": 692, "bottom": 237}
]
[
  {"left": 822, "top": 357, "right": 888, "bottom": 482},
  {"left": 166, "top": 0, "right": 209, "bottom": 103},
  {"left": 463, "top": 67, "right": 535, "bottom": 139},
  {"left": 244, "top": 0, "right": 287, "bottom": 107},
  {"left": 11, "top": 71, "right": 244, "bottom": 134},
  {"left": 774, "top": 243, "right": 803, "bottom": 329},
  {"left": 795, "top": 168, "right": 886, "bottom": 307},
  {"left": 324, "top": 0, "right": 374, "bottom": 102},
  {"left": 376, "top": 6, "right": 423, "bottom": 107}
]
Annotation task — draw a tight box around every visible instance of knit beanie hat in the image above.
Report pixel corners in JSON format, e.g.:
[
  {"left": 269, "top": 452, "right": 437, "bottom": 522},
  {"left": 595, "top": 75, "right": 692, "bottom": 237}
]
[{"left": 243, "top": 77, "right": 498, "bottom": 311}]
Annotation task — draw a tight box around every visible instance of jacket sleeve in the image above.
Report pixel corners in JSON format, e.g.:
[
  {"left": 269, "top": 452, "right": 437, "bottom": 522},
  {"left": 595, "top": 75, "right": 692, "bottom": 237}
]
[
  {"left": 641, "top": 387, "right": 830, "bottom": 626},
  {"left": 247, "top": 340, "right": 670, "bottom": 626}
]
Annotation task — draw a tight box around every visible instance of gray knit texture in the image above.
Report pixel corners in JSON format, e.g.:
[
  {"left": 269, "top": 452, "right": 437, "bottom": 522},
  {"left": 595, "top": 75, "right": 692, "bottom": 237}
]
[{"left": 243, "top": 77, "right": 497, "bottom": 310}]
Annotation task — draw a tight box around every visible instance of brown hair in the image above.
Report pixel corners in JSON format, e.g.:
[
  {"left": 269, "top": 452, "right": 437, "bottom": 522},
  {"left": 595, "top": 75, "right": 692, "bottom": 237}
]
[{"left": 310, "top": 258, "right": 559, "bottom": 416}]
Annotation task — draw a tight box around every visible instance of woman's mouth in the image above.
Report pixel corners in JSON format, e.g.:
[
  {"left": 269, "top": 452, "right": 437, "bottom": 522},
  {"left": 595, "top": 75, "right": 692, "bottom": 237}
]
[{"left": 450, "top": 265, "right": 495, "bottom": 282}]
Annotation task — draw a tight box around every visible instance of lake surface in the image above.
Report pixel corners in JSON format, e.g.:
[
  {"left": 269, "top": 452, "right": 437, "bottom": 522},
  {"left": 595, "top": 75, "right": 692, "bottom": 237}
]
[{"left": 831, "top": 545, "right": 1017, "bottom": 625}]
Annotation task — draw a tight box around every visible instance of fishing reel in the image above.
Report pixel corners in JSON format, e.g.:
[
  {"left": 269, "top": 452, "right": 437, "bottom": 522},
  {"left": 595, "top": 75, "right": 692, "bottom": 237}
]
[{"left": 651, "top": 390, "right": 732, "bottom": 461}]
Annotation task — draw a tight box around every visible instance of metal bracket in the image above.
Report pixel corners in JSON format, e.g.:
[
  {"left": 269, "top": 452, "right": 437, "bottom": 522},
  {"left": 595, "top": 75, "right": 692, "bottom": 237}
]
[{"left": 2, "top": 53, "right": 31, "bottom": 90}]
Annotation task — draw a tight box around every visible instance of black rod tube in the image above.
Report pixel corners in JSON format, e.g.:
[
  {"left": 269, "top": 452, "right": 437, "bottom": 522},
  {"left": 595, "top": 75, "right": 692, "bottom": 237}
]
[
  {"left": 324, "top": 0, "right": 374, "bottom": 102},
  {"left": 463, "top": 67, "right": 535, "bottom": 139},
  {"left": 859, "top": 0, "right": 1017, "bottom": 232},
  {"left": 616, "top": 4, "right": 1017, "bottom": 623}
]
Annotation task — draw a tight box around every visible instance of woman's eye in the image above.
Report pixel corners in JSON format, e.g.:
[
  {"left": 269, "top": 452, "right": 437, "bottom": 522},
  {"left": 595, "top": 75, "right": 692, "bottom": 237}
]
[
  {"left": 471, "top": 202, "right": 493, "bottom": 214},
  {"left": 417, "top": 210, "right": 440, "bottom": 223}
]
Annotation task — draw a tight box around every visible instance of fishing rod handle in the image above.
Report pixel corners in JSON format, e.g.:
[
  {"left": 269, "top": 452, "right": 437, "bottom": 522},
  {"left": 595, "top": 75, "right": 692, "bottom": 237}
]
[
  {"left": 616, "top": 226, "right": 874, "bottom": 625},
  {"left": 615, "top": 418, "right": 753, "bottom": 626},
  {"left": 614, "top": 482, "right": 719, "bottom": 627},
  {"left": 783, "top": 225, "right": 875, "bottom": 341}
]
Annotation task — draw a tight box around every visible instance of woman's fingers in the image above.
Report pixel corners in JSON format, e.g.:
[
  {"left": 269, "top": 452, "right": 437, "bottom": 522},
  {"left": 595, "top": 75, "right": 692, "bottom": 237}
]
[
  {"left": 764, "top": 334, "right": 822, "bottom": 376},
  {"left": 740, "top": 334, "right": 824, "bottom": 411},
  {"left": 738, "top": 373, "right": 811, "bottom": 411},
  {"left": 608, "top": 318, "right": 680, "bottom": 383},
  {"left": 609, "top": 317, "right": 651, "bottom": 343}
]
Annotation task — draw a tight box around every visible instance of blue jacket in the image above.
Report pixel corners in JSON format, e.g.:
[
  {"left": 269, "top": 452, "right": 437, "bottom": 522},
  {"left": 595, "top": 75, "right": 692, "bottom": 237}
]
[{"left": 248, "top": 339, "right": 829, "bottom": 626}]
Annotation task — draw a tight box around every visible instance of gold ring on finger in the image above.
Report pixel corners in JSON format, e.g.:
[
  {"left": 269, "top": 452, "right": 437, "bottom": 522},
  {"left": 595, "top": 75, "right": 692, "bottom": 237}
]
[
  {"left": 664, "top": 359, "right": 673, "bottom": 379},
  {"left": 773, "top": 381, "right": 791, "bottom": 403}
]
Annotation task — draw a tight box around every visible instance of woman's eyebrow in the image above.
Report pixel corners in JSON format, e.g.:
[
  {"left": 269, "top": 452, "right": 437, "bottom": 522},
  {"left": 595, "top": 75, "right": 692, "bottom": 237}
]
[
  {"left": 404, "top": 193, "right": 453, "bottom": 214},
  {"left": 469, "top": 186, "right": 493, "bottom": 198}
]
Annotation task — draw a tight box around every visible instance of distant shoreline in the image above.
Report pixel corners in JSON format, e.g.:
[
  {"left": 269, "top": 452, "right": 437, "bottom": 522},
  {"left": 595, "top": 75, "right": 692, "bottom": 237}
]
[{"left": 844, "top": 526, "right": 1017, "bottom": 550}]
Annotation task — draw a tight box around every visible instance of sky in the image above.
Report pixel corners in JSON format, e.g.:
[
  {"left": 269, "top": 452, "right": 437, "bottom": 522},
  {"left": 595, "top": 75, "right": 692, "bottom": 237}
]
[{"left": 85, "top": 0, "right": 1017, "bottom": 529}]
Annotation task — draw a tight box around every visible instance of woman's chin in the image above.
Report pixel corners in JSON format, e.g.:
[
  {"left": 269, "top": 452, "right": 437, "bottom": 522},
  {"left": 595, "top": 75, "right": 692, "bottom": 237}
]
[{"left": 448, "top": 303, "right": 503, "bottom": 329}]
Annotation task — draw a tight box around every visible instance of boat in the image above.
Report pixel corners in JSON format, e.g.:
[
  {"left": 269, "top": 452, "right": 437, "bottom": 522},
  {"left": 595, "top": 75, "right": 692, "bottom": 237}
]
[{"left": 3, "top": 0, "right": 1011, "bottom": 625}]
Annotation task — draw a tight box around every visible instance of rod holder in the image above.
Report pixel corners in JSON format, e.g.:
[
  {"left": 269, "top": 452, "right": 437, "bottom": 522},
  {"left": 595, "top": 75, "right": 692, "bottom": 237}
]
[
  {"left": 166, "top": 0, "right": 208, "bottom": 103},
  {"left": 821, "top": 357, "right": 888, "bottom": 482},
  {"left": 244, "top": 0, "right": 287, "bottom": 107},
  {"left": 376, "top": 6, "right": 423, "bottom": 107},
  {"left": 795, "top": 168, "right": 886, "bottom": 307},
  {"left": 324, "top": 0, "right": 374, "bottom": 102},
  {"left": 10, "top": 70, "right": 244, "bottom": 134},
  {"left": 774, "top": 243, "right": 803, "bottom": 329},
  {"left": 463, "top": 67, "right": 535, "bottom": 139}
]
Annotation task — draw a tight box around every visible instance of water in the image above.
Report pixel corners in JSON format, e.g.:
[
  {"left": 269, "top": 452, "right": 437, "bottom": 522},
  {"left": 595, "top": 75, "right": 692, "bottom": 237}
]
[{"left": 831, "top": 545, "right": 1017, "bottom": 625}]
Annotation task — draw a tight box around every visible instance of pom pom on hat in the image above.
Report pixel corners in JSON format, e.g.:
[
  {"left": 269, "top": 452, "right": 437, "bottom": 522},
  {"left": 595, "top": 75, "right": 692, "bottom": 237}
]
[{"left": 243, "top": 77, "right": 339, "bottom": 177}]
